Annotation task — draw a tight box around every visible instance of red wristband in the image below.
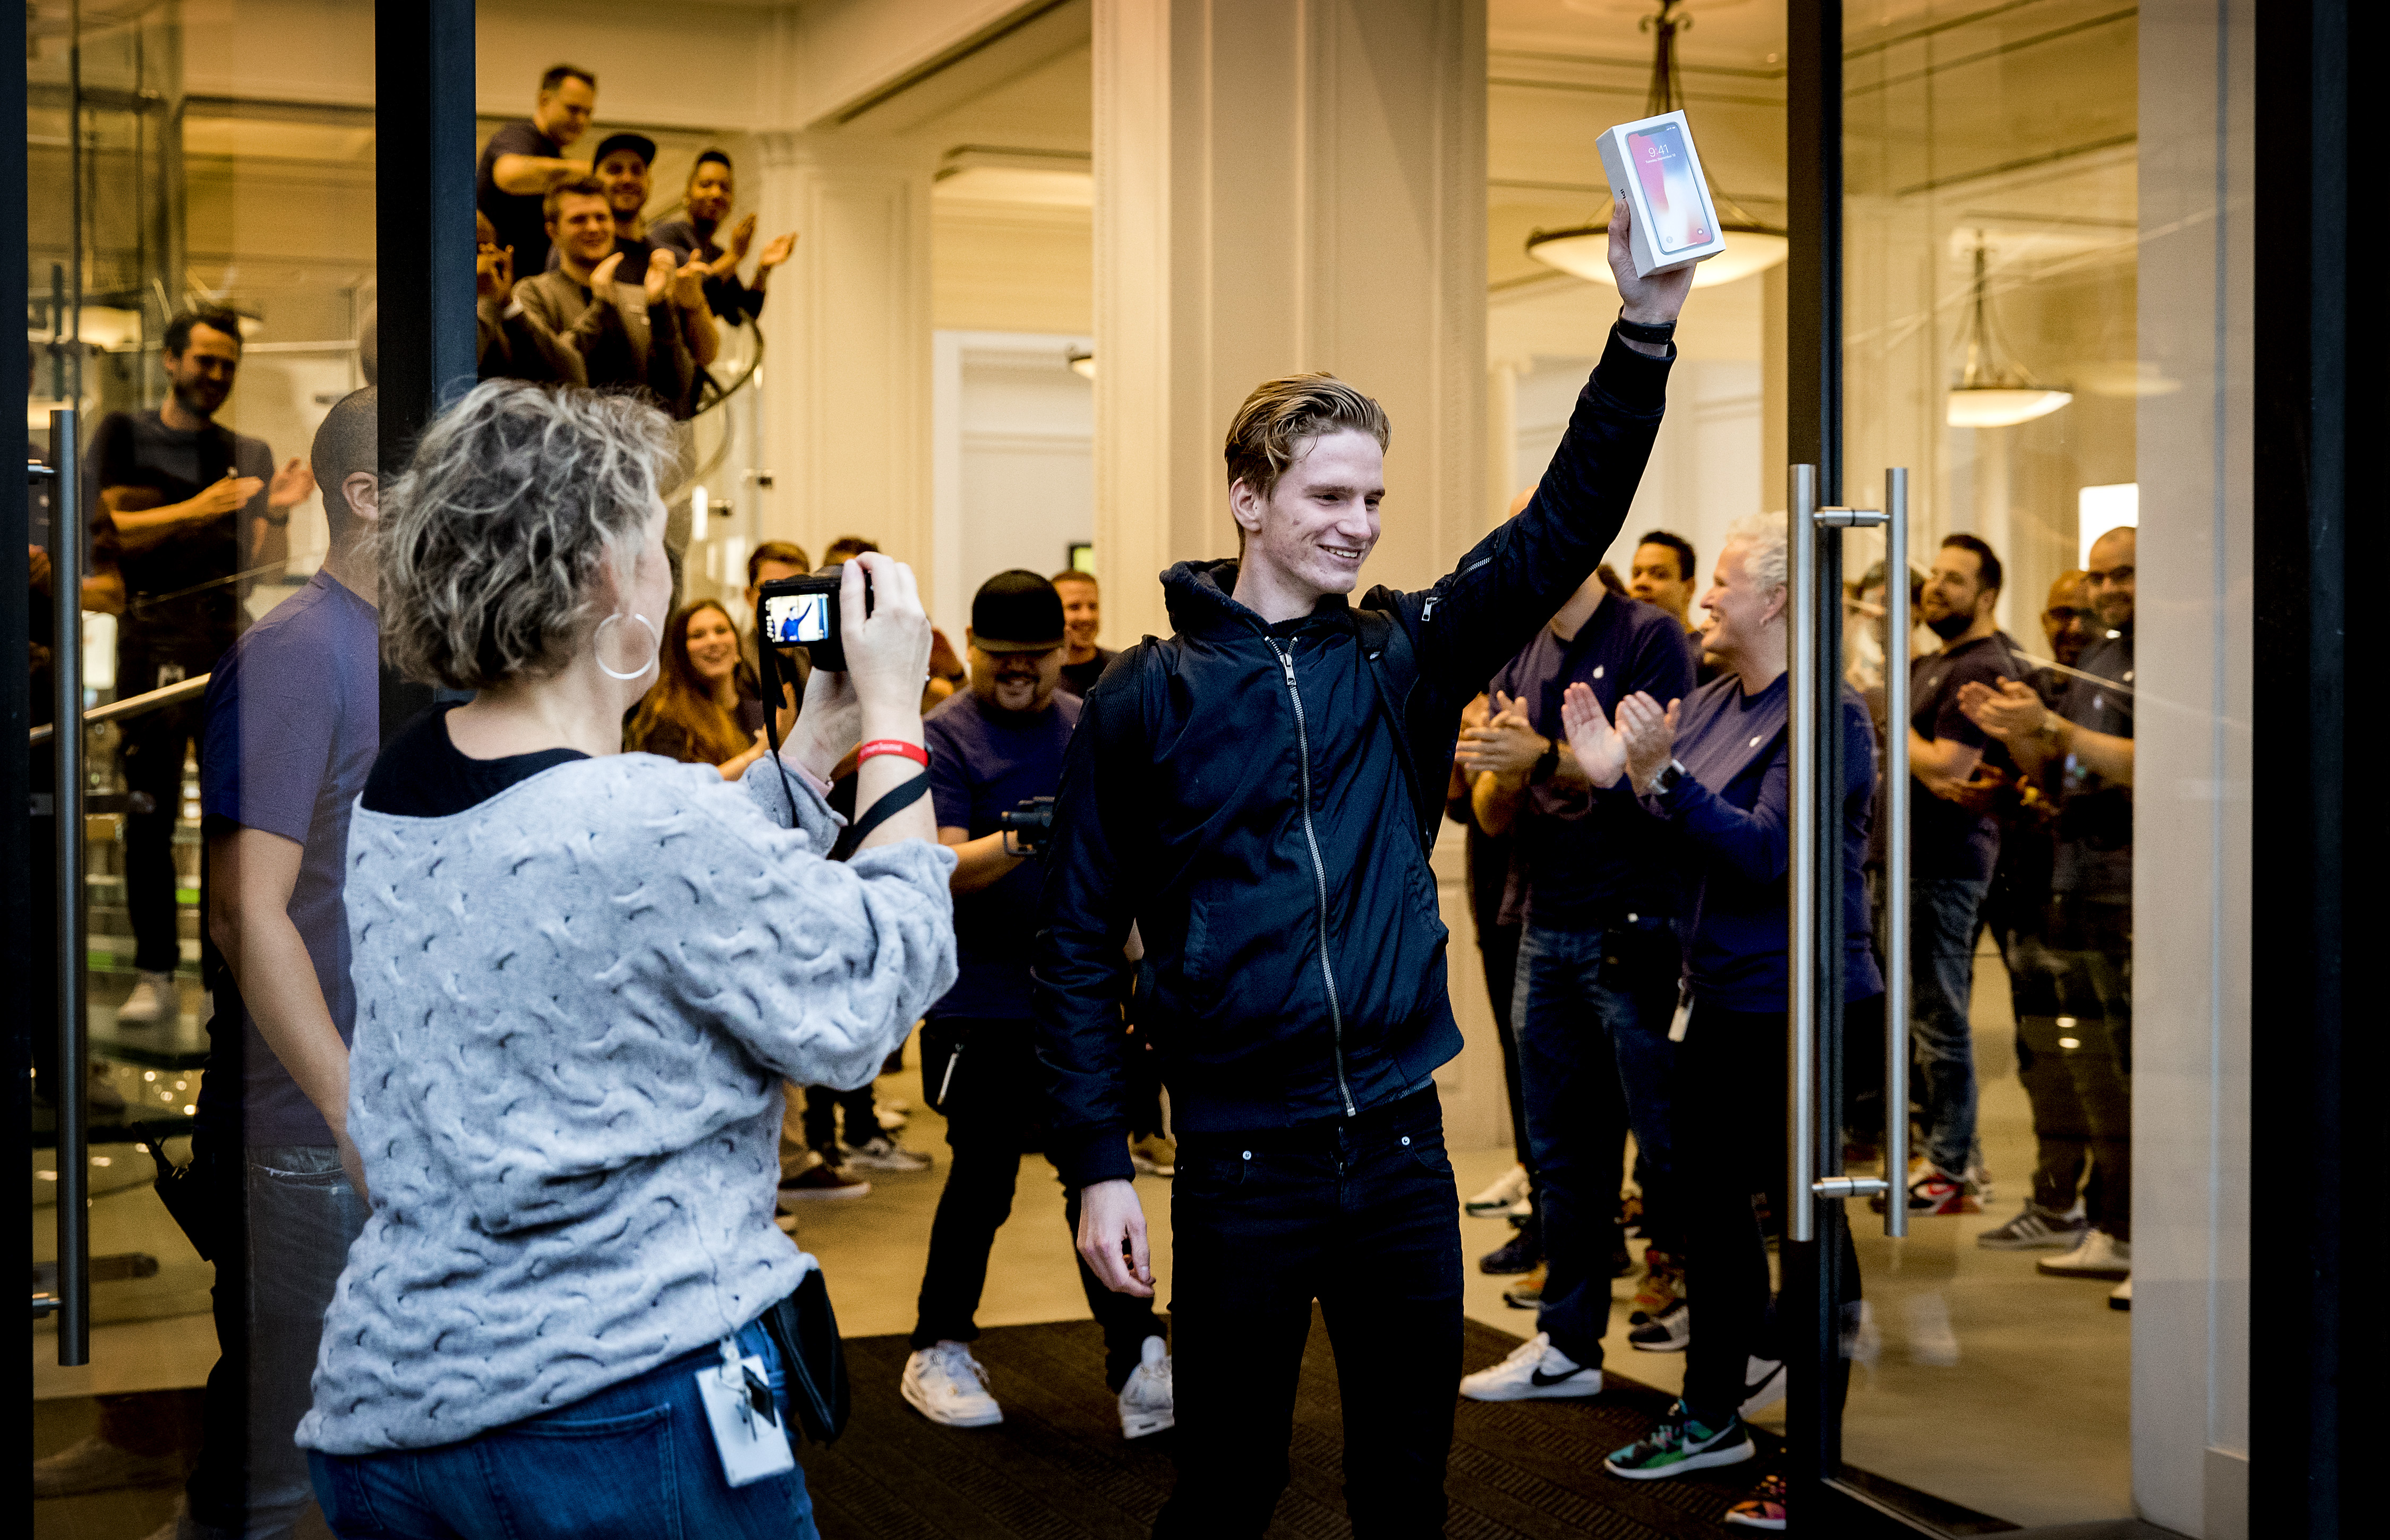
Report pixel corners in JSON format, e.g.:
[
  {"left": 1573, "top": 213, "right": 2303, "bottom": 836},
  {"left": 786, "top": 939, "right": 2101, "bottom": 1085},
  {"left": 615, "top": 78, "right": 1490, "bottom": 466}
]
[{"left": 856, "top": 738, "right": 928, "bottom": 767}]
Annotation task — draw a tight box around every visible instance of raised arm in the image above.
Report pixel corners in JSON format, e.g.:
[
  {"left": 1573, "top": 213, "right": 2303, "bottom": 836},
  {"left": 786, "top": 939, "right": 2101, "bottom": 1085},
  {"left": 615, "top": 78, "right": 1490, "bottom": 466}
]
[{"left": 1393, "top": 209, "right": 1692, "bottom": 705}]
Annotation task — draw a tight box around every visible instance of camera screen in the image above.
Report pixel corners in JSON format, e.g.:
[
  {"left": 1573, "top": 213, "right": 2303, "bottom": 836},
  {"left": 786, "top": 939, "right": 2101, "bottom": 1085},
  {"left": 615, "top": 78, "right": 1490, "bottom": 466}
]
[{"left": 762, "top": 593, "right": 831, "bottom": 646}]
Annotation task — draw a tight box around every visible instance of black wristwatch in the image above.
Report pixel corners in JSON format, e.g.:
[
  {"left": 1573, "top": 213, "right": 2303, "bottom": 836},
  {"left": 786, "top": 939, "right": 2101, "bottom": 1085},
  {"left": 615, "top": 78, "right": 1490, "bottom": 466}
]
[
  {"left": 1651, "top": 758, "right": 1688, "bottom": 795},
  {"left": 1530, "top": 738, "right": 1561, "bottom": 785},
  {"left": 1616, "top": 311, "right": 1678, "bottom": 346}
]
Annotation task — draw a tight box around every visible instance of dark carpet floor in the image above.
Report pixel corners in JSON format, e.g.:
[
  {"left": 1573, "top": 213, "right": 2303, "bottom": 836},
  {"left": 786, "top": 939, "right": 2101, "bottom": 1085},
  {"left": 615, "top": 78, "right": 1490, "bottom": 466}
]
[{"left": 808, "top": 1313, "right": 1771, "bottom": 1539}]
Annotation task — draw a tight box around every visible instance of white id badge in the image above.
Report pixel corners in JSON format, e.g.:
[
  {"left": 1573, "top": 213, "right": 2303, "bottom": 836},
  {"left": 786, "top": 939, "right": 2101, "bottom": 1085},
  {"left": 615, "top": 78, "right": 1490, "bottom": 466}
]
[
  {"left": 694, "top": 1339, "right": 797, "bottom": 1488},
  {"left": 1667, "top": 983, "right": 1694, "bottom": 1043}
]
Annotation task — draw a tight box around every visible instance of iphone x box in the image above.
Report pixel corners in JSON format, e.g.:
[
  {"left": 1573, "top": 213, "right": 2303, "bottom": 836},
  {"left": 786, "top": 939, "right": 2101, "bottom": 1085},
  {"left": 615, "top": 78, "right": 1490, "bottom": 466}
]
[{"left": 1597, "top": 110, "right": 1727, "bottom": 278}]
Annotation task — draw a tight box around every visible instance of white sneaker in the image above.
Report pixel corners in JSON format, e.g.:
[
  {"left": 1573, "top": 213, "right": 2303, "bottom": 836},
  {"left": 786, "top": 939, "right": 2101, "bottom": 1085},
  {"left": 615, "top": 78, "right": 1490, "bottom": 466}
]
[
  {"left": 901, "top": 1341, "right": 1003, "bottom": 1427},
  {"left": 2108, "top": 1277, "right": 2132, "bottom": 1311},
  {"left": 1739, "top": 1356, "right": 1786, "bottom": 1419},
  {"left": 1465, "top": 1163, "right": 1529, "bottom": 1216},
  {"left": 2037, "top": 1228, "right": 2131, "bottom": 1280},
  {"left": 875, "top": 1103, "right": 911, "bottom": 1133},
  {"left": 1458, "top": 1331, "right": 1602, "bottom": 1401},
  {"left": 841, "top": 1136, "right": 932, "bottom": 1174},
  {"left": 113, "top": 970, "right": 177, "bottom": 1025},
  {"left": 1117, "top": 1334, "right": 1174, "bottom": 1438}
]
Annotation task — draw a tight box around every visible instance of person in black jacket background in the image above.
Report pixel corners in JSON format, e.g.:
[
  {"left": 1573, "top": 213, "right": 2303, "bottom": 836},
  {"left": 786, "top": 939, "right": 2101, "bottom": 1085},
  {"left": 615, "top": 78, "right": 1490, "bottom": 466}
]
[{"left": 1033, "top": 206, "right": 1693, "bottom": 1538}]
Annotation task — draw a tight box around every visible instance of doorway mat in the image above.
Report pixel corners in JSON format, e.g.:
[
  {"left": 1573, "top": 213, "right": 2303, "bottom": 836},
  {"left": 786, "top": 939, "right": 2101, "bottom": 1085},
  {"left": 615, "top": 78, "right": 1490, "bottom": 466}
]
[{"left": 810, "top": 1312, "right": 1772, "bottom": 1539}]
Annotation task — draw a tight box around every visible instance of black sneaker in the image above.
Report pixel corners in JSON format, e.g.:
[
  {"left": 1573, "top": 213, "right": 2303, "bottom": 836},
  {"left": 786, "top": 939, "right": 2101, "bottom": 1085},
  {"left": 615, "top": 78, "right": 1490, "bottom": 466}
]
[
  {"left": 1628, "top": 1299, "right": 1690, "bottom": 1352},
  {"left": 1478, "top": 1229, "right": 1541, "bottom": 1276}
]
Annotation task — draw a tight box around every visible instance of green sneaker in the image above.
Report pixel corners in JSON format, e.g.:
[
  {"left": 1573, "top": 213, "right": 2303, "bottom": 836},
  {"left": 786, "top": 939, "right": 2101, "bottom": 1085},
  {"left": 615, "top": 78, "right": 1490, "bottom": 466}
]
[{"left": 1603, "top": 1400, "right": 1755, "bottom": 1481}]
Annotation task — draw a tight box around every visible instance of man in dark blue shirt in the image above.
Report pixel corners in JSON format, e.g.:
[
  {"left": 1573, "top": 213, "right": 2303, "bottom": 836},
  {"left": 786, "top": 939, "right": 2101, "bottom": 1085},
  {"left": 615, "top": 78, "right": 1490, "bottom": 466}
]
[
  {"left": 1903, "top": 534, "right": 2022, "bottom": 1216},
  {"left": 902, "top": 572, "right": 1170, "bottom": 1440},
  {"left": 185, "top": 388, "right": 379, "bottom": 1536},
  {"left": 1453, "top": 567, "right": 1696, "bottom": 1397}
]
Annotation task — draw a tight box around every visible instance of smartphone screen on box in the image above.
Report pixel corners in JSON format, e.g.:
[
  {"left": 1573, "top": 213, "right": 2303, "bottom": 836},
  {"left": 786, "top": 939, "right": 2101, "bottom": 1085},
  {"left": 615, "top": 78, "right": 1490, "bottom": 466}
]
[{"left": 1597, "top": 109, "right": 1727, "bottom": 278}]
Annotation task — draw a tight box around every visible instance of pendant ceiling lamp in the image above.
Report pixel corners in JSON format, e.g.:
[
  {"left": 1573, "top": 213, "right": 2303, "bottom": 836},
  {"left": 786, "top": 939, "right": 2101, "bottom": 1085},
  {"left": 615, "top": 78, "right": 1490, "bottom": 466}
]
[
  {"left": 1525, "top": 0, "right": 1787, "bottom": 290},
  {"left": 1945, "top": 235, "right": 2072, "bottom": 427}
]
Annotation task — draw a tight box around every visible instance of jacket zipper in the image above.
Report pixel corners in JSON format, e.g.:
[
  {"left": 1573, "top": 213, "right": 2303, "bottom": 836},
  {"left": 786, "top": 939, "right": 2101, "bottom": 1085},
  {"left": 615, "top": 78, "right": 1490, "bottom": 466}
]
[{"left": 1266, "top": 636, "right": 1358, "bottom": 1117}]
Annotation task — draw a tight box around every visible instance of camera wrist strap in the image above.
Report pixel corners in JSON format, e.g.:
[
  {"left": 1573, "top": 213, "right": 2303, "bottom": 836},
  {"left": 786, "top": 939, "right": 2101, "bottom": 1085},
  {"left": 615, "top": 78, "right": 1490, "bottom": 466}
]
[{"left": 829, "top": 770, "right": 930, "bottom": 862}]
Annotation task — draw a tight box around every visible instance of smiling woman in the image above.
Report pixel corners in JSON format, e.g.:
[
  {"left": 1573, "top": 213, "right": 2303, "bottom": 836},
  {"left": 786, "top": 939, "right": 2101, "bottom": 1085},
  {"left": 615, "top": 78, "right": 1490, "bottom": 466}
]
[{"left": 626, "top": 597, "right": 775, "bottom": 777}]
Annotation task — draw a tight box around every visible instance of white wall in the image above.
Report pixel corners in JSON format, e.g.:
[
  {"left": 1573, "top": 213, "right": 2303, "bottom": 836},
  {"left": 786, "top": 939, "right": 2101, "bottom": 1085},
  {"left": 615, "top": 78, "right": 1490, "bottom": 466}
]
[
  {"left": 931, "top": 331, "right": 1094, "bottom": 647},
  {"left": 1510, "top": 355, "right": 1763, "bottom": 593}
]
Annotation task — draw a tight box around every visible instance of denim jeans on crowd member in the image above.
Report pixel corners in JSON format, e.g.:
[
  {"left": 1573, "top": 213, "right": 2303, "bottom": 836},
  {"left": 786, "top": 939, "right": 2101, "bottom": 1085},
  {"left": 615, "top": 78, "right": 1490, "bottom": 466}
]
[
  {"left": 184, "top": 1142, "right": 369, "bottom": 1540},
  {"left": 1159, "top": 1089, "right": 1462, "bottom": 1540},
  {"left": 911, "top": 1021, "right": 1163, "bottom": 1390},
  {"left": 309, "top": 1317, "right": 816, "bottom": 1540},
  {"left": 1512, "top": 917, "right": 1682, "bottom": 1368},
  {"left": 1677, "top": 1003, "right": 1865, "bottom": 1430},
  {"left": 1911, "top": 877, "right": 1991, "bottom": 1175}
]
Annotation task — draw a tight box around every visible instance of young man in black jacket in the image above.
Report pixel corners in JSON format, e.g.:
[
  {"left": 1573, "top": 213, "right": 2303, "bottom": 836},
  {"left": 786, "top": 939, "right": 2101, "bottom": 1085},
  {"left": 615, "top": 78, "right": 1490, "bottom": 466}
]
[{"left": 1034, "top": 209, "right": 1692, "bottom": 1537}]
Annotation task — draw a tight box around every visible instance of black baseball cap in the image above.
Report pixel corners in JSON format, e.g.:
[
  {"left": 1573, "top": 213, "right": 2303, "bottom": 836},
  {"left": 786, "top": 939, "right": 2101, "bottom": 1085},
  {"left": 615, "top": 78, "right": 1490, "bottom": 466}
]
[
  {"left": 591, "top": 132, "right": 656, "bottom": 169},
  {"left": 970, "top": 571, "right": 1065, "bottom": 654}
]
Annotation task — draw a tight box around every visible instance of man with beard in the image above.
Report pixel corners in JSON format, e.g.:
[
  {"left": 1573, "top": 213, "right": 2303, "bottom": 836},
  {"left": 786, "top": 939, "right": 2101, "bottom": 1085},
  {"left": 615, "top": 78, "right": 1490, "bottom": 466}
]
[
  {"left": 648, "top": 149, "right": 797, "bottom": 325},
  {"left": 89, "top": 306, "right": 315, "bottom": 1027},
  {"left": 900, "top": 571, "right": 1174, "bottom": 1440},
  {"left": 1899, "top": 533, "right": 2019, "bottom": 1215}
]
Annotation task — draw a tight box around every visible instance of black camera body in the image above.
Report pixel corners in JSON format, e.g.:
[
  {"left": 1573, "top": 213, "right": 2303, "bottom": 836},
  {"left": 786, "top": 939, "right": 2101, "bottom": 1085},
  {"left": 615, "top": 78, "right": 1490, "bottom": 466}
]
[
  {"left": 997, "top": 797, "right": 1055, "bottom": 857},
  {"left": 756, "top": 562, "right": 873, "bottom": 673}
]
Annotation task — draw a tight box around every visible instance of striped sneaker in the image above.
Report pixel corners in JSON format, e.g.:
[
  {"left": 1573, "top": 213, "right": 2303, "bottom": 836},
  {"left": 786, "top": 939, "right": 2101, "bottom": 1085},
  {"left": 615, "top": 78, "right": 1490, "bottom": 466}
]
[
  {"left": 1604, "top": 1401, "right": 1755, "bottom": 1481},
  {"left": 1976, "top": 1202, "right": 2087, "bottom": 1250}
]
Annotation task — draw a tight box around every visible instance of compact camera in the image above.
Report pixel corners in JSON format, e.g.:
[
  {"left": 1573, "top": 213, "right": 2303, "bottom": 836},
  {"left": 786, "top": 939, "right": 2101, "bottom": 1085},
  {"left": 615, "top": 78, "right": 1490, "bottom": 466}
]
[
  {"left": 756, "top": 562, "right": 874, "bottom": 673},
  {"left": 997, "top": 797, "right": 1055, "bottom": 857}
]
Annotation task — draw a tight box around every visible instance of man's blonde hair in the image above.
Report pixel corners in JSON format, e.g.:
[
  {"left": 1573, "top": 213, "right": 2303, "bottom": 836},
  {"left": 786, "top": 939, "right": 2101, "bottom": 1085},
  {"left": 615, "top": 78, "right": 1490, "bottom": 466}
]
[{"left": 1223, "top": 373, "right": 1390, "bottom": 504}]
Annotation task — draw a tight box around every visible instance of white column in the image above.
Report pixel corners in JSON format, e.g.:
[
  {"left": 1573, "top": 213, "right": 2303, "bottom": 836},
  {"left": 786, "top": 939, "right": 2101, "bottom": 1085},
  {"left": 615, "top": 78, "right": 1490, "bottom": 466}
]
[
  {"left": 1091, "top": 0, "right": 1488, "bottom": 645},
  {"left": 753, "top": 133, "right": 936, "bottom": 605}
]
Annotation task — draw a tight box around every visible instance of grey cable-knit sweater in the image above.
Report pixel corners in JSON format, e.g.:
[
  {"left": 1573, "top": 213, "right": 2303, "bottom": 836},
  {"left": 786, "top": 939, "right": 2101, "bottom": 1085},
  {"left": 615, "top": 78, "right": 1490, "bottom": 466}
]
[{"left": 295, "top": 752, "right": 956, "bottom": 1455}]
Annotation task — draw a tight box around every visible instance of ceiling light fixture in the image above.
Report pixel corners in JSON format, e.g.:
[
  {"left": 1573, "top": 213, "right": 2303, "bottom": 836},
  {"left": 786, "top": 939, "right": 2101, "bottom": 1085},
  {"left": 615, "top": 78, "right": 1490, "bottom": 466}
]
[
  {"left": 1526, "top": 0, "right": 1786, "bottom": 290},
  {"left": 1946, "top": 234, "right": 2072, "bottom": 428},
  {"left": 1066, "top": 347, "right": 1095, "bottom": 379}
]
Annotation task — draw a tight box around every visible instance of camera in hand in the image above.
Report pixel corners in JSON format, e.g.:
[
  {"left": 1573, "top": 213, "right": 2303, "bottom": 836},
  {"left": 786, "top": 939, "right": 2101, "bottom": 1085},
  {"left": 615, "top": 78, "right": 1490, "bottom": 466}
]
[
  {"left": 756, "top": 562, "right": 874, "bottom": 673},
  {"left": 997, "top": 797, "right": 1055, "bottom": 857}
]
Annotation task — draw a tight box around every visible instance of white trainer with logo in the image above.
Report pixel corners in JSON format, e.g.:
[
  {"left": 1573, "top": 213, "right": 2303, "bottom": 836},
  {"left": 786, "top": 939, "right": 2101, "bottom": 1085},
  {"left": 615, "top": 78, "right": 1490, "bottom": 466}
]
[
  {"left": 1458, "top": 1331, "right": 1603, "bottom": 1401},
  {"left": 901, "top": 1341, "right": 1003, "bottom": 1427},
  {"left": 1117, "top": 1334, "right": 1175, "bottom": 1438}
]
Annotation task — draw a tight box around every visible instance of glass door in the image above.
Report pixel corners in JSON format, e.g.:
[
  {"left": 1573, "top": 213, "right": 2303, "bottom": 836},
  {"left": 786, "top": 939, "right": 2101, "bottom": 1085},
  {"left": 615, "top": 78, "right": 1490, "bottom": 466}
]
[{"left": 1789, "top": 4, "right": 2249, "bottom": 1537}]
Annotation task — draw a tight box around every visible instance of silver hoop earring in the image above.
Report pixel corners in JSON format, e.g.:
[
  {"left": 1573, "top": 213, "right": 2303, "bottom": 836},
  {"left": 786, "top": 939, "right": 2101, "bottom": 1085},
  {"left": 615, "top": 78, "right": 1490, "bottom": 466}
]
[{"left": 594, "top": 611, "right": 661, "bottom": 682}]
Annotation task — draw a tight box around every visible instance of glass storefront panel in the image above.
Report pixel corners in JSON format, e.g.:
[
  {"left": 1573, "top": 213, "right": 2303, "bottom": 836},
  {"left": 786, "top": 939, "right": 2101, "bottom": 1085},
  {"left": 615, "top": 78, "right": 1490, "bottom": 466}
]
[
  {"left": 30, "top": 3, "right": 376, "bottom": 1533},
  {"left": 1831, "top": 3, "right": 2248, "bottom": 1534}
]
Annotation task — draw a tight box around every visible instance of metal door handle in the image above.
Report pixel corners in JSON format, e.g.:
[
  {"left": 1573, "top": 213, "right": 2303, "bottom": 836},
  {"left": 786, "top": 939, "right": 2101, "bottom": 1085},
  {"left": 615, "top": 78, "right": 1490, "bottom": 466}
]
[
  {"left": 47, "top": 408, "right": 91, "bottom": 1363},
  {"left": 1789, "top": 465, "right": 1908, "bottom": 1244}
]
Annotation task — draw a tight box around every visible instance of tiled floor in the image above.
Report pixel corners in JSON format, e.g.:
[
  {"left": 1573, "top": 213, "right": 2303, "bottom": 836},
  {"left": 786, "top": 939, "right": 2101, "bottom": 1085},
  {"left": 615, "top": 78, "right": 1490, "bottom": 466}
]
[{"left": 36, "top": 945, "right": 2134, "bottom": 1533}]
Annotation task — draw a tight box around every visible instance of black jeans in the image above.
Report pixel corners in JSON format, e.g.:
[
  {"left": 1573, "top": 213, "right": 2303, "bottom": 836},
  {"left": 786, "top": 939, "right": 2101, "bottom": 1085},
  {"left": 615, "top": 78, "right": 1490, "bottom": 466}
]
[
  {"left": 118, "top": 647, "right": 210, "bottom": 974},
  {"left": 1159, "top": 1089, "right": 1462, "bottom": 1540},
  {"left": 801, "top": 1083, "right": 875, "bottom": 1152},
  {"left": 1678, "top": 1004, "right": 1863, "bottom": 1428},
  {"left": 910, "top": 1021, "right": 1162, "bottom": 1390}
]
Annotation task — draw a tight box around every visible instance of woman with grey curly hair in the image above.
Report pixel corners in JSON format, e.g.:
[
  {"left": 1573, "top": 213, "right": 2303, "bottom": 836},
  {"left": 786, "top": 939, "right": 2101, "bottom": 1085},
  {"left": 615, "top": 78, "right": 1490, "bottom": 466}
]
[{"left": 294, "top": 380, "right": 955, "bottom": 1538}]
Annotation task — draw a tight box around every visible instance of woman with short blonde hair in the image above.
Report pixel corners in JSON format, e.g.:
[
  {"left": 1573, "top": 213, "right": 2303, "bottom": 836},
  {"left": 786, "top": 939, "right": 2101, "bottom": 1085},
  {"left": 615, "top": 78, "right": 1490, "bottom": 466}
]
[{"left": 297, "top": 380, "right": 954, "bottom": 1538}]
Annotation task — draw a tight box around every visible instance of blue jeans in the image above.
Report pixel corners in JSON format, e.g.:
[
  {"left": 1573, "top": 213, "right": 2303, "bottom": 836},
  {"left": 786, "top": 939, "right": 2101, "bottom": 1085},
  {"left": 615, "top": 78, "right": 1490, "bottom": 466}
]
[
  {"left": 1512, "top": 918, "right": 1683, "bottom": 1368},
  {"left": 1911, "top": 877, "right": 1990, "bottom": 1175},
  {"left": 1160, "top": 1089, "right": 1461, "bottom": 1539},
  {"left": 185, "top": 1142, "right": 370, "bottom": 1540},
  {"left": 308, "top": 1319, "right": 817, "bottom": 1540}
]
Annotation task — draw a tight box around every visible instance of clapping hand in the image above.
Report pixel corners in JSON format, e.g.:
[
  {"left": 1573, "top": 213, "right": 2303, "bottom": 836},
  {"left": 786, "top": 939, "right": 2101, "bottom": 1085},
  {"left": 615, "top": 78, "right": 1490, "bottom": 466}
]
[
  {"left": 477, "top": 242, "right": 515, "bottom": 306},
  {"left": 667, "top": 256, "right": 709, "bottom": 312},
  {"left": 1454, "top": 690, "right": 1546, "bottom": 779},
  {"left": 267, "top": 457, "right": 316, "bottom": 512},
  {"left": 728, "top": 212, "right": 757, "bottom": 260},
  {"left": 1557, "top": 682, "right": 1631, "bottom": 788},
  {"left": 643, "top": 247, "right": 675, "bottom": 307},
  {"left": 588, "top": 251, "right": 626, "bottom": 293},
  {"left": 1611, "top": 690, "right": 1681, "bottom": 794},
  {"left": 756, "top": 230, "right": 797, "bottom": 270},
  {"left": 1956, "top": 678, "right": 2048, "bottom": 742}
]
